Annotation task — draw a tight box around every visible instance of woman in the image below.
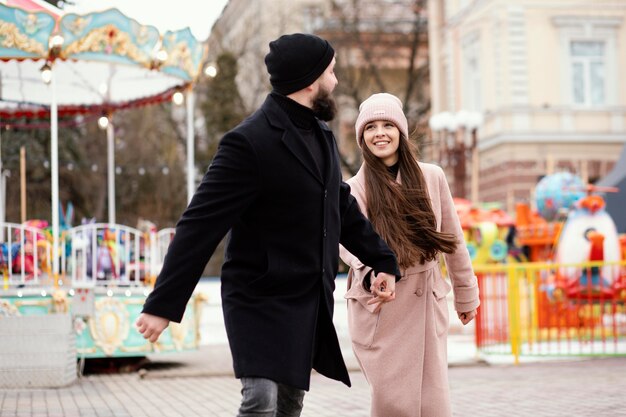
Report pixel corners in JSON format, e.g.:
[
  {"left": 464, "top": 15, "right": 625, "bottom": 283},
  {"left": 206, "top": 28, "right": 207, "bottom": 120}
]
[{"left": 340, "top": 93, "right": 479, "bottom": 417}]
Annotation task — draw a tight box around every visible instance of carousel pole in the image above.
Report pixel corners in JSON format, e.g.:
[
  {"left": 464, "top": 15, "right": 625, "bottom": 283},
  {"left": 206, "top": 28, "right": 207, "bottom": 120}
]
[
  {"left": 50, "top": 65, "right": 60, "bottom": 284},
  {"left": 185, "top": 88, "right": 195, "bottom": 204},
  {"left": 106, "top": 117, "right": 115, "bottom": 225},
  {"left": 20, "top": 147, "right": 26, "bottom": 224},
  {"left": 0, "top": 128, "right": 6, "bottom": 242},
  {"left": 0, "top": 128, "right": 4, "bottom": 227}
]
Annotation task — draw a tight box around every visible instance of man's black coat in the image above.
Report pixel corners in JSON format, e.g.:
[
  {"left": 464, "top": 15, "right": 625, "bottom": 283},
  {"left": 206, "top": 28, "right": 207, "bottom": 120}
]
[{"left": 143, "top": 94, "right": 399, "bottom": 390}]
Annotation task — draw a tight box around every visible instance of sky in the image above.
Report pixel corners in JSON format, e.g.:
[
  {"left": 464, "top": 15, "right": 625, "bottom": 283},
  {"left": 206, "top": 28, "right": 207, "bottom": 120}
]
[{"left": 63, "top": 0, "right": 229, "bottom": 40}]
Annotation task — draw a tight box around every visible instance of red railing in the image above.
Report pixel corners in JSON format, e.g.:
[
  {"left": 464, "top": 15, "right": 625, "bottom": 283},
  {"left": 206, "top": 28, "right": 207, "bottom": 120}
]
[{"left": 474, "top": 261, "right": 626, "bottom": 363}]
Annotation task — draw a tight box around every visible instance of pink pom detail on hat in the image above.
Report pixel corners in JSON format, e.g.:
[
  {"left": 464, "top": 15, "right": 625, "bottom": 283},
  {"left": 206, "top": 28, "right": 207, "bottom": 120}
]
[{"left": 355, "top": 93, "right": 409, "bottom": 148}]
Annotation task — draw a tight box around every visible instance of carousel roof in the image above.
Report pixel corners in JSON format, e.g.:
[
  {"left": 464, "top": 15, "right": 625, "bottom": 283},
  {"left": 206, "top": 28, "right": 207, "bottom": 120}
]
[{"left": 0, "top": 2, "right": 205, "bottom": 121}]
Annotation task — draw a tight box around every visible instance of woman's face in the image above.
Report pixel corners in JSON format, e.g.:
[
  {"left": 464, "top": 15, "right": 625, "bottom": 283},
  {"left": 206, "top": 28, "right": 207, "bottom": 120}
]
[{"left": 362, "top": 120, "right": 400, "bottom": 167}]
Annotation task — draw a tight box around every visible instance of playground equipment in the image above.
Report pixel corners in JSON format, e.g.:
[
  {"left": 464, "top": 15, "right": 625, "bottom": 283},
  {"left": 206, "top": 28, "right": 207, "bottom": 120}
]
[{"left": 454, "top": 198, "right": 518, "bottom": 264}]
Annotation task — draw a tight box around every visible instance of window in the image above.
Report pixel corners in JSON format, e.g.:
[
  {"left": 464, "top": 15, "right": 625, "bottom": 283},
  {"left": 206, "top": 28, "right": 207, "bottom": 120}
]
[
  {"left": 552, "top": 16, "right": 620, "bottom": 108},
  {"left": 570, "top": 41, "right": 605, "bottom": 106},
  {"left": 462, "top": 35, "right": 481, "bottom": 111}
]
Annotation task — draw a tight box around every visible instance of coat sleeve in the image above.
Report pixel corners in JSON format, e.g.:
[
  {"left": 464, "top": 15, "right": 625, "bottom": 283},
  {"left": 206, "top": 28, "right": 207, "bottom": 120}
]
[
  {"left": 142, "top": 131, "right": 259, "bottom": 322},
  {"left": 339, "top": 243, "right": 364, "bottom": 270},
  {"left": 437, "top": 166, "right": 480, "bottom": 313},
  {"left": 339, "top": 182, "right": 400, "bottom": 278}
]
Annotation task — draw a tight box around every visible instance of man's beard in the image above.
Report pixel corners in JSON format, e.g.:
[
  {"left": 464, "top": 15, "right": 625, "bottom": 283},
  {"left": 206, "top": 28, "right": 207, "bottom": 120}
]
[{"left": 312, "top": 89, "right": 337, "bottom": 122}]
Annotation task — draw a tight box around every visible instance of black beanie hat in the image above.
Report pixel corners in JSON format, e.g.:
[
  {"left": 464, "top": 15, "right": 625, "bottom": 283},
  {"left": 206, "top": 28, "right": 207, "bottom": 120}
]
[{"left": 264, "top": 33, "right": 335, "bottom": 95}]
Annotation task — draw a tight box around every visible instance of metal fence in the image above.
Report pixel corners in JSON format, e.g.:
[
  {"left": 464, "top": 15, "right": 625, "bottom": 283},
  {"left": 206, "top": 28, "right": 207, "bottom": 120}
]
[
  {"left": 0, "top": 222, "right": 52, "bottom": 288},
  {"left": 475, "top": 261, "right": 626, "bottom": 363},
  {"left": 0, "top": 222, "right": 175, "bottom": 290}
]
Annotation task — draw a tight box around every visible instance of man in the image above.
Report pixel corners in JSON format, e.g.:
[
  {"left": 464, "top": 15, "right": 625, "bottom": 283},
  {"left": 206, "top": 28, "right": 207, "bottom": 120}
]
[{"left": 136, "top": 33, "right": 400, "bottom": 417}]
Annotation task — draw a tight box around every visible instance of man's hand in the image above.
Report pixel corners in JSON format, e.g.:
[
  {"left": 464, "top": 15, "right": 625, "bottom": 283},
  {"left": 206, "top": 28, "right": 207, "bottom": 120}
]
[
  {"left": 457, "top": 309, "right": 477, "bottom": 325},
  {"left": 135, "top": 313, "right": 170, "bottom": 343},
  {"left": 367, "top": 272, "right": 396, "bottom": 313}
]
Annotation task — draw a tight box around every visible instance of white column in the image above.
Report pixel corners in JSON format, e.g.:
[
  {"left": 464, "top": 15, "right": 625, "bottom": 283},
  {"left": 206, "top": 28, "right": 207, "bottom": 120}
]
[
  {"left": 186, "top": 90, "right": 196, "bottom": 204},
  {"left": 107, "top": 120, "right": 115, "bottom": 225},
  {"left": 50, "top": 67, "right": 60, "bottom": 279}
]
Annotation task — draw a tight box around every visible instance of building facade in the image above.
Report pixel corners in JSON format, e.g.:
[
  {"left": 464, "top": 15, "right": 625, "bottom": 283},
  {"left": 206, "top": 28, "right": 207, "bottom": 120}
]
[
  {"left": 207, "top": 0, "right": 429, "bottom": 176},
  {"left": 207, "top": 0, "right": 333, "bottom": 113},
  {"left": 428, "top": 0, "right": 626, "bottom": 209}
]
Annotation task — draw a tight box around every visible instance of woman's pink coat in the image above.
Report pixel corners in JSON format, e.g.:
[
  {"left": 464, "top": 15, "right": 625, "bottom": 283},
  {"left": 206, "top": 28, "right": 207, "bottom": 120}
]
[{"left": 340, "top": 162, "right": 480, "bottom": 417}]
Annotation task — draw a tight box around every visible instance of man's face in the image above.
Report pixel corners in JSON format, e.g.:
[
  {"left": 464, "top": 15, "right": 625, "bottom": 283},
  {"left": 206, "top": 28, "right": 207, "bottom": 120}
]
[
  {"left": 317, "top": 57, "right": 338, "bottom": 95},
  {"left": 311, "top": 57, "right": 338, "bottom": 121}
]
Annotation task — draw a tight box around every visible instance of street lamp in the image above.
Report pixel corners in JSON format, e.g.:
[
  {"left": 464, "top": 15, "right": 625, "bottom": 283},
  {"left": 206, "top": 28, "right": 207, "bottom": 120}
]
[
  {"left": 429, "top": 110, "right": 483, "bottom": 202},
  {"left": 455, "top": 110, "right": 483, "bottom": 205}
]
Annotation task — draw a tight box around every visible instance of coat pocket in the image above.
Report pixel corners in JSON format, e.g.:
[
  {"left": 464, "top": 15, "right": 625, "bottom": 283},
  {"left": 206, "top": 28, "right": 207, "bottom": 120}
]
[
  {"left": 432, "top": 276, "right": 452, "bottom": 337},
  {"left": 345, "top": 268, "right": 380, "bottom": 348}
]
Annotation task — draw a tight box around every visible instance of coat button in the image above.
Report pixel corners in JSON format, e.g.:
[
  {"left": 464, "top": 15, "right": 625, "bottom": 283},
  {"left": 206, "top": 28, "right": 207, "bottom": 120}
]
[
  {"left": 324, "top": 189, "right": 327, "bottom": 199},
  {"left": 323, "top": 227, "right": 327, "bottom": 237},
  {"left": 416, "top": 288, "right": 423, "bottom": 297}
]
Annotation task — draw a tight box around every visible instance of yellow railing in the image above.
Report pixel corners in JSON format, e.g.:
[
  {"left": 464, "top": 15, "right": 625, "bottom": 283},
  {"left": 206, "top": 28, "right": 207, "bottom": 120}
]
[{"left": 473, "top": 260, "right": 626, "bottom": 363}]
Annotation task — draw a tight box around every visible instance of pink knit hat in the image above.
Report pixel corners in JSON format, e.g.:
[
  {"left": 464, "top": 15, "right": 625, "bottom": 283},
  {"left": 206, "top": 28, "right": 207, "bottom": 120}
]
[{"left": 355, "top": 93, "right": 409, "bottom": 147}]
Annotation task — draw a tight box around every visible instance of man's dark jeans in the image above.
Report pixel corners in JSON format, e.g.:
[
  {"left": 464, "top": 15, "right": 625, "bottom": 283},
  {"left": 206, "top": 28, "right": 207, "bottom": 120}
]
[{"left": 238, "top": 377, "right": 305, "bottom": 417}]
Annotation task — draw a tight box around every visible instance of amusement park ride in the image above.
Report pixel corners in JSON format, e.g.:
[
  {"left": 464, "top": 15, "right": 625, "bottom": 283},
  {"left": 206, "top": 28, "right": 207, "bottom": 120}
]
[
  {"left": 0, "top": 0, "right": 207, "bottom": 363},
  {"left": 463, "top": 171, "right": 626, "bottom": 338},
  {"left": 0, "top": 212, "right": 205, "bottom": 359},
  {"left": 550, "top": 185, "right": 626, "bottom": 302}
]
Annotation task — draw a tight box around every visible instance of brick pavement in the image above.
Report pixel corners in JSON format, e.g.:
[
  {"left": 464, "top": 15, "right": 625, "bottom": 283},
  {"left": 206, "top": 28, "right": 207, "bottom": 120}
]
[{"left": 1, "top": 345, "right": 625, "bottom": 417}]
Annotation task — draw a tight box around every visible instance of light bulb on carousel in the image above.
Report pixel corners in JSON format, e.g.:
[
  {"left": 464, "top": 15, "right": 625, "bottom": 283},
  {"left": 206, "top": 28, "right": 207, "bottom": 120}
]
[
  {"left": 98, "top": 115, "right": 109, "bottom": 130},
  {"left": 172, "top": 90, "right": 184, "bottom": 105},
  {"left": 49, "top": 34, "right": 64, "bottom": 50},
  {"left": 204, "top": 63, "right": 217, "bottom": 78},
  {"left": 48, "top": 34, "right": 64, "bottom": 65},
  {"left": 40, "top": 62, "right": 52, "bottom": 84},
  {"left": 154, "top": 48, "right": 168, "bottom": 68}
]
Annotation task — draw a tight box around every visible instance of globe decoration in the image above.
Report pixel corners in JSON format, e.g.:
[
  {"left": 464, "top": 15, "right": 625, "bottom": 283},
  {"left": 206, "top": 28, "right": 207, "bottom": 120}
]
[{"left": 535, "top": 172, "right": 585, "bottom": 221}]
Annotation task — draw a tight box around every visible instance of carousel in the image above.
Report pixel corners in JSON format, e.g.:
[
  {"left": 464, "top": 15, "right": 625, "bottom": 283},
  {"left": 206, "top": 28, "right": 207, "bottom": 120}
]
[{"left": 0, "top": 0, "right": 207, "bottom": 360}]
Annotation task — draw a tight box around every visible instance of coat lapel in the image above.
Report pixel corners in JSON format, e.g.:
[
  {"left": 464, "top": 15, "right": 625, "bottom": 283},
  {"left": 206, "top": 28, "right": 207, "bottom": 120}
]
[
  {"left": 262, "top": 96, "right": 324, "bottom": 184},
  {"left": 318, "top": 122, "right": 334, "bottom": 185},
  {"left": 281, "top": 129, "right": 324, "bottom": 184}
]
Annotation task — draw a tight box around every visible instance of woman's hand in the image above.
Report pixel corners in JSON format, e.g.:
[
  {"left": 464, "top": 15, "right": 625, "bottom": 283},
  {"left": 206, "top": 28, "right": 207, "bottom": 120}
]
[
  {"left": 457, "top": 309, "right": 477, "bottom": 325},
  {"left": 367, "top": 272, "right": 396, "bottom": 313}
]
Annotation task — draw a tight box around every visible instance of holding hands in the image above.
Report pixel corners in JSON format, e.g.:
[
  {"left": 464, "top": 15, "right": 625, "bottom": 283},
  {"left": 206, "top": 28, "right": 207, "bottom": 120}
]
[
  {"left": 367, "top": 272, "right": 396, "bottom": 313},
  {"left": 362, "top": 271, "right": 478, "bottom": 326}
]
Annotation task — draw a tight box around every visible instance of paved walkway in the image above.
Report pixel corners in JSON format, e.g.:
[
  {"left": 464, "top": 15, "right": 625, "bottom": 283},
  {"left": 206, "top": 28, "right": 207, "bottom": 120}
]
[
  {"left": 2, "top": 280, "right": 624, "bottom": 416},
  {"left": 2, "top": 339, "right": 625, "bottom": 417}
]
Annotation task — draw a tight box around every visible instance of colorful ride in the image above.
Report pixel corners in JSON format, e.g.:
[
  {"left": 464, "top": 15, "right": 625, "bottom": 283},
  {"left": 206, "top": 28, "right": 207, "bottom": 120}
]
[
  {"left": 454, "top": 198, "right": 519, "bottom": 264},
  {"left": 531, "top": 181, "right": 626, "bottom": 329},
  {"left": 515, "top": 172, "right": 586, "bottom": 263},
  {"left": 535, "top": 172, "right": 586, "bottom": 222},
  {"left": 551, "top": 185, "right": 626, "bottom": 302},
  {"left": 0, "top": 220, "right": 204, "bottom": 358}
]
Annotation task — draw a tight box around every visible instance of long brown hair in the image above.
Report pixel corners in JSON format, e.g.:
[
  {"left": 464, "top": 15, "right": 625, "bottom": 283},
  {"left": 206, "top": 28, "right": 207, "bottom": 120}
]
[{"left": 362, "top": 133, "right": 458, "bottom": 269}]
